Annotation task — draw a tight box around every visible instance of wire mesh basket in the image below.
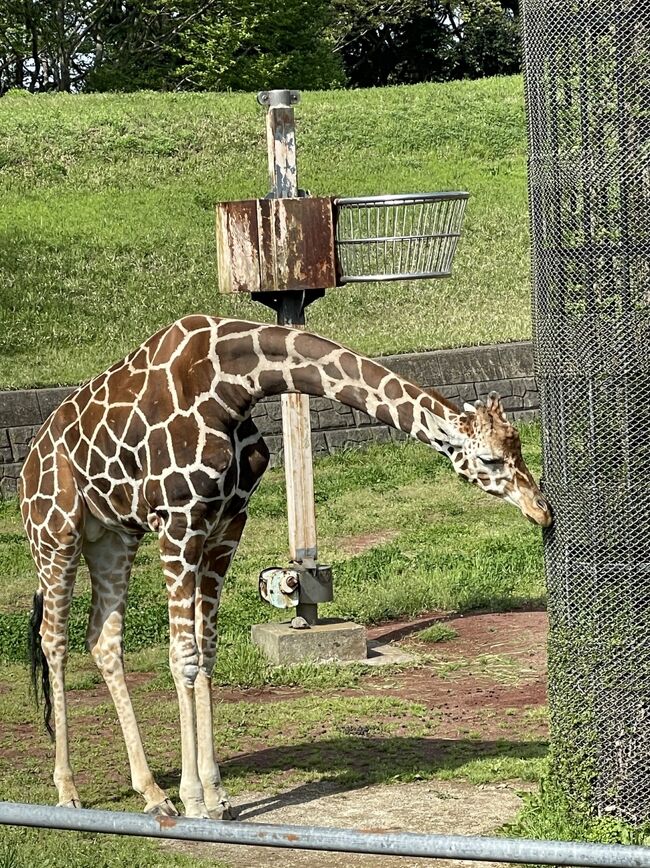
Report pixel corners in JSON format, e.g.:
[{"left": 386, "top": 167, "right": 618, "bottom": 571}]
[{"left": 333, "top": 192, "right": 469, "bottom": 283}]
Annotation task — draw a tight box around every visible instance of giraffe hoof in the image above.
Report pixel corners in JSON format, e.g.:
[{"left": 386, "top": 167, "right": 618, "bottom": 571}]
[
  {"left": 58, "top": 799, "right": 82, "bottom": 809},
  {"left": 209, "top": 801, "right": 237, "bottom": 821},
  {"left": 146, "top": 798, "right": 179, "bottom": 817}
]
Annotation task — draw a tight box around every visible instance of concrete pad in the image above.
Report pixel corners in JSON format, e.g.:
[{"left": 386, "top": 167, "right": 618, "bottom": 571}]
[
  {"left": 364, "top": 639, "right": 418, "bottom": 667},
  {"left": 251, "top": 619, "right": 367, "bottom": 665}
]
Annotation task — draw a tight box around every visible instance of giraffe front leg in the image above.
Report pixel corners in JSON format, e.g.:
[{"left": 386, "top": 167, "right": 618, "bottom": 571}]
[
  {"left": 194, "top": 521, "right": 248, "bottom": 821},
  {"left": 161, "top": 519, "right": 211, "bottom": 819},
  {"left": 194, "top": 546, "right": 235, "bottom": 820},
  {"left": 194, "top": 670, "right": 234, "bottom": 820}
]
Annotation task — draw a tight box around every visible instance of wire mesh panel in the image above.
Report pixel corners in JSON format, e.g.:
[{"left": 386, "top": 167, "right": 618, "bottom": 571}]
[
  {"left": 522, "top": 0, "right": 650, "bottom": 823},
  {"left": 334, "top": 193, "right": 468, "bottom": 282}
]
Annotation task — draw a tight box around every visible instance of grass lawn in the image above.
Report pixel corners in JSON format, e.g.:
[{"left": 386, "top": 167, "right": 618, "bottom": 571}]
[
  {"left": 0, "top": 76, "right": 531, "bottom": 389},
  {"left": 0, "top": 426, "right": 546, "bottom": 666},
  {"left": 0, "top": 427, "right": 547, "bottom": 865}
]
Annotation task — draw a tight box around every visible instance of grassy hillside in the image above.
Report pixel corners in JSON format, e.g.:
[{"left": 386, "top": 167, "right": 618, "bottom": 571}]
[{"left": 0, "top": 77, "right": 531, "bottom": 389}]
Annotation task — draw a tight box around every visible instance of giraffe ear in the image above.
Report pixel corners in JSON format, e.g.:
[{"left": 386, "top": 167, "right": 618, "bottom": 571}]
[
  {"left": 463, "top": 402, "right": 475, "bottom": 414},
  {"left": 486, "top": 391, "right": 507, "bottom": 420}
]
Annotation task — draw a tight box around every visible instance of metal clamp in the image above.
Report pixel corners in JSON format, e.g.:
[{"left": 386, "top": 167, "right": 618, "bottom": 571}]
[
  {"left": 257, "top": 90, "right": 301, "bottom": 108},
  {"left": 294, "top": 563, "right": 333, "bottom": 605},
  {"left": 259, "top": 567, "right": 300, "bottom": 609}
]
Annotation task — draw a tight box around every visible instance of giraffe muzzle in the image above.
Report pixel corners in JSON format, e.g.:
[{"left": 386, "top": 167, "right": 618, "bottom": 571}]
[{"left": 524, "top": 494, "right": 553, "bottom": 527}]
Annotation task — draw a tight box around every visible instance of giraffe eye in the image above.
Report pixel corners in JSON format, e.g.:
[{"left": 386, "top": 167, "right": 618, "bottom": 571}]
[{"left": 480, "top": 456, "right": 503, "bottom": 466}]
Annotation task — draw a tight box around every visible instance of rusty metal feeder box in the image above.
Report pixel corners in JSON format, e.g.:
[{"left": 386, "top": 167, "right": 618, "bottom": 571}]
[
  {"left": 216, "top": 197, "right": 337, "bottom": 294},
  {"left": 216, "top": 193, "right": 468, "bottom": 294}
]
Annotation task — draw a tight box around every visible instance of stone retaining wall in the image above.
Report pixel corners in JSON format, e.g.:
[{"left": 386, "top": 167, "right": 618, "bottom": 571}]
[{"left": 0, "top": 341, "right": 537, "bottom": 495}]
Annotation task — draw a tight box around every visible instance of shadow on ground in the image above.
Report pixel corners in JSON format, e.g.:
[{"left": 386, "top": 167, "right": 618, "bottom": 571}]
[{"left": 148, "top": 735, "right": 547, "bottom": 816}]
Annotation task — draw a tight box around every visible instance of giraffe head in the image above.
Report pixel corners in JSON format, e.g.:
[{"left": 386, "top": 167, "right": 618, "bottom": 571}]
[{"left": 447, "top": 392, "right": 552, "bottom": 527}]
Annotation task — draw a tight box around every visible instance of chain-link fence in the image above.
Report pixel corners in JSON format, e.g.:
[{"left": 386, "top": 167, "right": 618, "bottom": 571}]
[{"left": 521, "top": 0, "right": 650, "bottom": 823}]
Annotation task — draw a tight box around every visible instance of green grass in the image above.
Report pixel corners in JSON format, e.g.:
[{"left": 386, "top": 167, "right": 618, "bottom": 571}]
[
  {"left": 0, "top": 831, "right": 206, "bottom": 868},
  {"left": 0, "top": 428, "right": 553, "bottom": 863},
  {"left": 0, "top": 425, "right": 545, "bottom": 666},
  {"left": 416, "top": 623, "right": 459, "bottom": 643},
  {"left": 508, "top": 776, "right": 650, "bottom": 847},
  {"left": 0, "top": 76, "right": 531, "bottom": 388}
]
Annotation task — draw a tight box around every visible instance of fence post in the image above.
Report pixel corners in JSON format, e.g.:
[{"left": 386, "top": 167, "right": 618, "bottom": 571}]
[
  {"left": 521, "top": 0, "right": 650, "bottom": 822},
  {"left": 256, "top": 89, "right": 327, "bottom": 626}
]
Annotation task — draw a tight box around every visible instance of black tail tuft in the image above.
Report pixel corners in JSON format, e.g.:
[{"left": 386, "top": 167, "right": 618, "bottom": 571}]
[{"left": 28, "top": 591, "right": 53, "bottom": 739}]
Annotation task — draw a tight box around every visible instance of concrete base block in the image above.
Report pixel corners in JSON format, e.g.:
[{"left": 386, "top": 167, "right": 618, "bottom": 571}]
[{"left": 251, "top": 618, "right": 367, "bottom": 665}]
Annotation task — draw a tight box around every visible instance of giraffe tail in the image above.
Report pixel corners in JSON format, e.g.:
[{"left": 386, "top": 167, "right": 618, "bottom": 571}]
[{"left": 28, "top": 590, "right": 53, "bottom": 739}]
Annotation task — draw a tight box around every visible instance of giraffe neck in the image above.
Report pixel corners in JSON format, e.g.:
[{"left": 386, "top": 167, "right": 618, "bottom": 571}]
[{"left": 211, "top": 319, "right": 464, "bottom": 454}]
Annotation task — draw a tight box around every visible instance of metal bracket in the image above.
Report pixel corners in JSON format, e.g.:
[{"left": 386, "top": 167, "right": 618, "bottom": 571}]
[
  {"left": 264, "top": 188, "right": 310, "bottom": 200},
  {"left": 259, "top": 567, "right": 300, "bottom": 609},
  {"left": 257, "top": 90, "right": 301, "bottom": 108},
  {"left": 258, "top": 562, "right": 333, "bottom": 615},
  {"left": 293, "top": 563, "right": 333, "bottom": 605},
  {"left": 251, "top": 289, "right": 326, "bottom": 326}
]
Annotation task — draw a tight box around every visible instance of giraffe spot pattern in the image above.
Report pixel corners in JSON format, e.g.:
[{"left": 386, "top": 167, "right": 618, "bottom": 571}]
[{"left": 19, "top": 314, "right": 544, "bottom": 819}]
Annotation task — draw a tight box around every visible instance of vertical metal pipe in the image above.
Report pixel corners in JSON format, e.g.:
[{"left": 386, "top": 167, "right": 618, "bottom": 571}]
[{"left": 258, "top": 89, "right": 320, "bottom": 625}]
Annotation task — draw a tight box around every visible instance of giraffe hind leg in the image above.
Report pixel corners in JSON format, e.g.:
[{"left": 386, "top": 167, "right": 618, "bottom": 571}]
[
  {"left": 83, "top": 525, "right": 177, "bottom": 816},
  {"left": 35, "top": 527, "right": 84, "bottom": 808}
]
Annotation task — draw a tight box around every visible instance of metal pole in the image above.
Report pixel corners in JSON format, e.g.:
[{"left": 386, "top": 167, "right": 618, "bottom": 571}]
[
  {"left": 257, "top": 88, "right": 320, "bottom": 626},
  {"left": 1, "top": 802, "right": 649, "bottom": 866}
]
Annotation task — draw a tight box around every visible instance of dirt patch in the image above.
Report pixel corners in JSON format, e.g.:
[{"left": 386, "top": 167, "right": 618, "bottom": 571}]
[
  {"left": 160, "top": 611, "right": 547, "bottom": 868},
  {"left": 1, "top": 611, "right": 548, "bottom": 762},
  {"left": 339, "top": 529, "right": 399, "bottom": 555},
  {"left": 366, "top": 610, "right": 548, "bottom": 741},
  {"left": 406, "top": 610, "right": 548, "bottom": 662},
  {"left": 1, "top": 608, "right": 548, "bottom": 868},
  {"left": 161, "top": 778, "right": 531, "bottom": 868}
]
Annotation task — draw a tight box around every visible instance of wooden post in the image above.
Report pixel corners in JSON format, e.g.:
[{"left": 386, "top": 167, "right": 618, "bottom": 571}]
[{"left": 259, "top": 90, "right": 320, "bottom": 625}]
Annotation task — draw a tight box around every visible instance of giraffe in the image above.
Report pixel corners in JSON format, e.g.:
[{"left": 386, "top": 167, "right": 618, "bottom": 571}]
[{"left": 20, "top": 314, "right": 552, "bottom": 820}]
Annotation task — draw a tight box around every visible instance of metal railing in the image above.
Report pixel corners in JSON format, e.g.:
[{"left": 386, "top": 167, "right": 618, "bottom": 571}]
[{"left": 1, "top": 802, "right": 648, "bottom": 866}]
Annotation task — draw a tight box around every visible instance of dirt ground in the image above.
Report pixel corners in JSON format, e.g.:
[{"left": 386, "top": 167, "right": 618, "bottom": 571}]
[
  {"left": 165, "top": 610, "right": 549, "bottom": 868},
  {"left": 0, "top": 610, "right": 548, "bottom": 866},
  {"left": 162, "top": 778, "right": 534, "bottom": 868}
]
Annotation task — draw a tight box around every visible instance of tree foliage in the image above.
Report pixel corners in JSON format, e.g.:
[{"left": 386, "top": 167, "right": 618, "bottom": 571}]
[
  {"left": 174, "top": 0, "right": 344, "bottom": 92},
  {"left": 0, "top": 0, "right": 521, "bottom": 94},
  {"left": 331, "top": 0, "right": 520, "bottom": 87}
]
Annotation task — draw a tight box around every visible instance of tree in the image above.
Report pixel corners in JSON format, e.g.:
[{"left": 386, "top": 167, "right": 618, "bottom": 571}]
[
  {"left": 0, "top": 1, "right": 113, "bottom": 93},
  {"left": 330, "top": 0, "right": 521, "bottom": 88},
  {"left": 453, "top": 0, "right": 520, "bottom": 79},
  {"left": 0, "top": 1, "right": 233, "bottom": 93},
  {"left": 174, "top": 0, "right": 344, "bottom": 92},
  {"left": 0, "top": 0, "right": 520, "bottom": 94},
  {"left": 84, "top": 1, "right": 214, "bottom": 92}
]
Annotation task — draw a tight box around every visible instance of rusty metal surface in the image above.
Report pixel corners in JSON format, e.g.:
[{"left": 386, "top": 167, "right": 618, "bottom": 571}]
[
  {"left": 259, "top": 198, "right": 336, "bottom": 292},
  {"left": 215, "top": 199, "right": 260, "bottom": 293},
  {"left": 259, "top": 567, "right": 300, "bottom": 609},
  {"left": 1, "top": 801, "right": 649, "bottom": 866},
  {"left": 216, "top": 197, "right": 336, "bottom": 294}
]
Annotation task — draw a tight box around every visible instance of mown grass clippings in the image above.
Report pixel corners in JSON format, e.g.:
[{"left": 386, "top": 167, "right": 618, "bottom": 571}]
[{"left": 416, "top": 623, "right": 460, "bottom": 644}]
